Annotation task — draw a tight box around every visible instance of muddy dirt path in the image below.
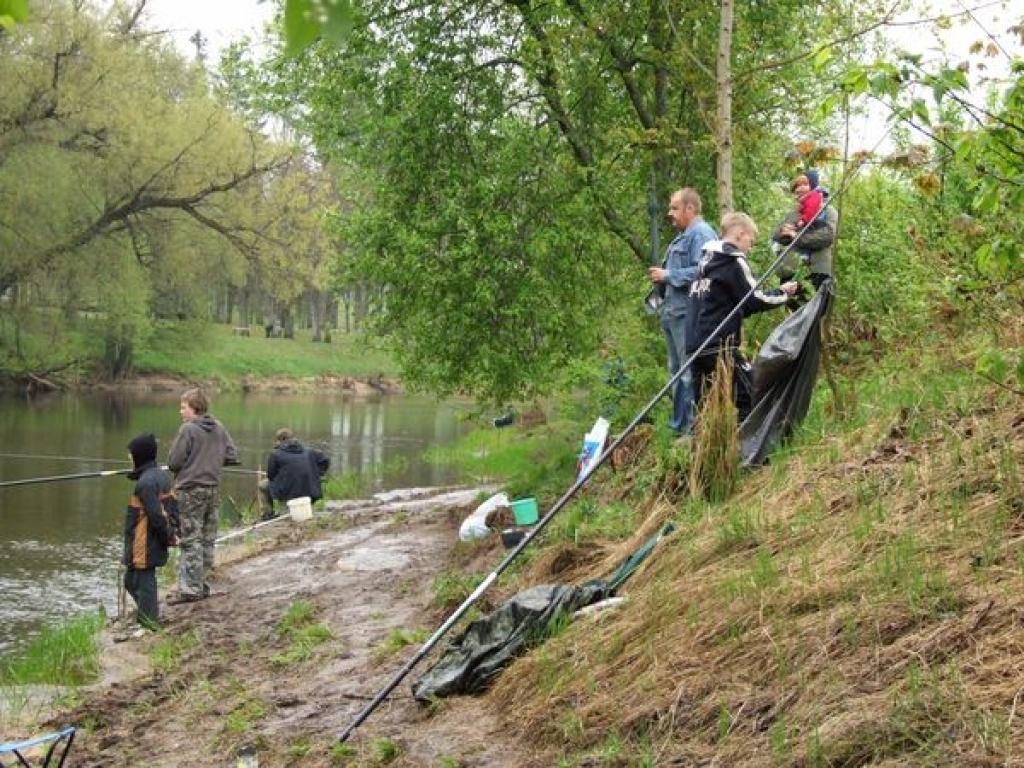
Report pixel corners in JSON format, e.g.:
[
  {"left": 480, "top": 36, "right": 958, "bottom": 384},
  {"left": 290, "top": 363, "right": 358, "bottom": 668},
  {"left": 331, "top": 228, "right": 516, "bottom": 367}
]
[{"left": 56, "top": 488, "right": 539, "bottom": 767}]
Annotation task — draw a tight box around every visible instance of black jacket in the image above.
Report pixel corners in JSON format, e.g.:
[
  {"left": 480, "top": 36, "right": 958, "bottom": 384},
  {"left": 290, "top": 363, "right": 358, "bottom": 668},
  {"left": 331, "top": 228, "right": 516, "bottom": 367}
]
[
  {"left": 267, "top": 440, "right": 330, "bottom": 503},
  {"left": 685, "top": 240, "right": 789, "bottom": 355},
  {"left": 122, "top": 462, "right": 176, "bottom": 570}
]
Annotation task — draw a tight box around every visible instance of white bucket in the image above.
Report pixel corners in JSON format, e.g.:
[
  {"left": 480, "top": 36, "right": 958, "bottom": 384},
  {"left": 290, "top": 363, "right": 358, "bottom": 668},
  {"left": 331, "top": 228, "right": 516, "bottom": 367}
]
[{"left": 286, "top": 496, "right": 313, "bottom": 523}]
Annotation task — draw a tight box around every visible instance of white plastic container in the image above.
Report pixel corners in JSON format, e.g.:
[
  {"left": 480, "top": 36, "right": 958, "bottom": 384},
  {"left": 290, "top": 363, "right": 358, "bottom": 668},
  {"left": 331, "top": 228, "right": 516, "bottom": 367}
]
[
  {"left": 577, "top": 417, "right": 610, "bottom": 480},
  {"left": 287, "top": 496, "right": 313, "bottom": 522}
]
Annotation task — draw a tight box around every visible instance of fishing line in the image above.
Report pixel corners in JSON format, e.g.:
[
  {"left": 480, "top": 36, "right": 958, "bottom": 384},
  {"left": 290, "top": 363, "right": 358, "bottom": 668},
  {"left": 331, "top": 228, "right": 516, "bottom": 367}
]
[{"left": 337, "top": 126, "right": 896, "bottom": 743}]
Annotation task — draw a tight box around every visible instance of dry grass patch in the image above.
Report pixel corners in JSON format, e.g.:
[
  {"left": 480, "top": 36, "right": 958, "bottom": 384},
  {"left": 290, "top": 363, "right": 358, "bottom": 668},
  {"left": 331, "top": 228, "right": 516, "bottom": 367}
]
[{"left": 489, "top": 399, "right": 1024, "bottom": 765}]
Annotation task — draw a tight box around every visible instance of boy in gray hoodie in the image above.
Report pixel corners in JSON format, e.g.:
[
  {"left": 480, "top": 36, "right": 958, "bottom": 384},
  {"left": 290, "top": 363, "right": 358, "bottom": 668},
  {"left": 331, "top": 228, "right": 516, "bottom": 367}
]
[{"left": 167, "top": 388, "right": 239, "bottom": 602}]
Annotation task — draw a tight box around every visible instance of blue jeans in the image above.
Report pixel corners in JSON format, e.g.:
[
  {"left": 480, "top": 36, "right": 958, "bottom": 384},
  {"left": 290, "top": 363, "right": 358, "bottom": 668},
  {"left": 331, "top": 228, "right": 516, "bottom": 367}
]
[{"left": 661, "top": 314, "right": 694, "bottom": 433}]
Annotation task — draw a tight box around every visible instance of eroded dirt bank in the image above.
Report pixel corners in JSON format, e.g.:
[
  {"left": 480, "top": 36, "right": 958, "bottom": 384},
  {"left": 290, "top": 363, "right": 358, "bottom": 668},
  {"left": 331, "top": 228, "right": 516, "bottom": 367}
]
[{"left": 55, "top": 487, "right": 539, "bottom": 767}]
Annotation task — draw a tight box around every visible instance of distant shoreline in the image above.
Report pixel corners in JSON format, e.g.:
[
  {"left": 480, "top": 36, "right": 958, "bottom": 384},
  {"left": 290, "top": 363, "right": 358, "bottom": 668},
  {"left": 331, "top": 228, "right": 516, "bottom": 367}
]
[{"left": 0, "top": 372, "right": 402, "bottom": 397}]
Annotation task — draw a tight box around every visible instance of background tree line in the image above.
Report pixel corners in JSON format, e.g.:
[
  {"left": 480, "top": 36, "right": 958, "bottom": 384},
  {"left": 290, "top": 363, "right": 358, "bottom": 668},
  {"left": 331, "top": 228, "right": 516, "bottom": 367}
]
[
  {"left": 3, "top": 0, "right": 1021, "bottom": 403},
  {"left": 0, "top": 0, "right": 372, "bottom": 384}
]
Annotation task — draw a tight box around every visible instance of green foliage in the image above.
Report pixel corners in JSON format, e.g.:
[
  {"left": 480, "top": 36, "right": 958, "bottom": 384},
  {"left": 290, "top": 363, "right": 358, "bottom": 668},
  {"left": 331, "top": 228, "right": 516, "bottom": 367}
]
[
  {"left": 286, "top": 738, "right": 313, "bottom": 759},
  {"left": 283, "top": 0, "right": 353, "bottom": 56},
  {"left": 839, "top": 52, "right": 1024, "bottom": 323},
  {"left": 273, "top": 600, "right": 335, "bottom": 666},
  {"left": 224, "top": 695, "right": 269, "bottom": 734},
  {"left": 0, "top": 0, "right": 28, "bottom": 31},
  {"left": 552, "top": 499, "right": 639, "bottom": 545},
  {"left": 228, "top": 0, "right": 873, "bottom": 403},
  {"left": 147, "top": 629, "right": 202, "bottom": 675},
  {"left": 370, "top": 737, "right": 400, "bottom": 764},
  {"left": 432, "top": 572, "right": 484, "bottom": 611},
  {"left": 277, "top": 600, "right": 318, "bottom": 633},
  {"left": 322, "top": 470, "right": 372, "bottom": 501},
  {"left": 975, "top": 347, "right": 1024, "bottom": 392},
  {"left": 426, "top": 421, "right": 579, "bottom": 499},
  {"left": 0, "top": 2, "right": 340, "bottom": 382},
  {"left": 0, "top": 611, "right": 104, "bottom": 685},
  {"left": 329, "top": 742, "right": 357, "bottom": 763},
  {"left": 134, "top": 322, "right": 393, "bottom": 382},
  {"left": 373, "top": 627, "right": 428, "bottom": 659}
]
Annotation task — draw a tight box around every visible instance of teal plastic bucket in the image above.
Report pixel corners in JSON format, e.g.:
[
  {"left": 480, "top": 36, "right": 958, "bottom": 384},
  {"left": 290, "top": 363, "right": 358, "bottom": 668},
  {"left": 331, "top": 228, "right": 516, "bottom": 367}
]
[{"left": 511, "top": 497, "right": 539, "bottom": 526}]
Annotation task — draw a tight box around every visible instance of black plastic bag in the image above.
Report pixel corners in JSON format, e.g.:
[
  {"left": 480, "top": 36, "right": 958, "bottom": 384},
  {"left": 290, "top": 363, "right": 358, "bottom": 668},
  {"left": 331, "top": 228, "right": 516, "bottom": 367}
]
[{"left": 740, "top": 280, "right": 833, "bottom": 466}]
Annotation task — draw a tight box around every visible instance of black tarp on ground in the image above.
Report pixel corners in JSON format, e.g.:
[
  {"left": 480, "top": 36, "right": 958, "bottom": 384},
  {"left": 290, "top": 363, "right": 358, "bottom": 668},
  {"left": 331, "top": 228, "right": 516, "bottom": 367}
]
[
  {"left": 740, "top": 279, "right": 833, "bottom": 467},
  {"left": 412, "top": 524, "right": 674, "bottom": 702}
]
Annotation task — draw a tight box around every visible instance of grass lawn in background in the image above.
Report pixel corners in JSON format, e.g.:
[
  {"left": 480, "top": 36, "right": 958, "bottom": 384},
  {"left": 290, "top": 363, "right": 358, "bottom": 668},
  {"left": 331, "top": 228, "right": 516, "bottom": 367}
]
[{"left": 134, "top": 322, "right": 396, "bottom": 383}]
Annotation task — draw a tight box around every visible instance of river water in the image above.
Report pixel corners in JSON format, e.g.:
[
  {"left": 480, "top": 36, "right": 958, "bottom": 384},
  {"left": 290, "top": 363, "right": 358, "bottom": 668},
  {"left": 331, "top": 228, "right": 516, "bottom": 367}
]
[{"left": 0, "top": 391, "right": 471, "bottom": 658}]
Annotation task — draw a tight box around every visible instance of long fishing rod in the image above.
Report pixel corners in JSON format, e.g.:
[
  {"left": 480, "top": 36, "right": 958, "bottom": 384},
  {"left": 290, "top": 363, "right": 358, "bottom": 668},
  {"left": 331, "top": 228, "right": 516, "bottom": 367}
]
[
  {"left": 0, "top": 468, "right": 134, "bottom": 488},
  {"left": 0, "top": 451, "right": 298, "bottom": 477},
  {"left": 337, "top": 140, "right": 888, "bottom": 743},
  {"left": 0, "top": 464, "right": 264, "bottom": 489}
]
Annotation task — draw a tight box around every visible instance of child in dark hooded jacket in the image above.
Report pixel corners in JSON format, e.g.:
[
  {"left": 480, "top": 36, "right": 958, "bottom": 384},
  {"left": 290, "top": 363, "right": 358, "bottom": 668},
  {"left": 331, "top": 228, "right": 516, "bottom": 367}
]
[
  {"left": 686, "top": 212, "right": 797, "bottom": 422},
  {"left": 123, "top": 433, "right": 177, "bottom": 629}
]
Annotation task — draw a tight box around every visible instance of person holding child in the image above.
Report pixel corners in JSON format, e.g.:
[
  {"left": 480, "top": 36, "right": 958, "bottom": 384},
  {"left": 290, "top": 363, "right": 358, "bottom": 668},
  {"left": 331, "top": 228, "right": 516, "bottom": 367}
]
[
  {"left": 686, "top": 212, "right": 798, "bottom": 423},
  {"left": 772, "top": 168, "right": 837, "bottom": 291}
]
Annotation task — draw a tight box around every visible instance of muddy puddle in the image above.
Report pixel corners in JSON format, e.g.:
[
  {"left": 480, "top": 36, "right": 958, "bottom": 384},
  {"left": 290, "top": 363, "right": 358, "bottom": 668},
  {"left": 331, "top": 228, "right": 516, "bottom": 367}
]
[{"left": 35, "top": 486, "right": 543, "bottom": 767}]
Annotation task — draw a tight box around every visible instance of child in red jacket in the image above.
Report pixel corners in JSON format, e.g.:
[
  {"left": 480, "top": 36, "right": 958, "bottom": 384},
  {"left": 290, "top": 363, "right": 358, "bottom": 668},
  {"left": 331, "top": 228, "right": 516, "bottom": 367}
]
[{"left": 792, "top": 173, "right": 823, "bottom": 229}]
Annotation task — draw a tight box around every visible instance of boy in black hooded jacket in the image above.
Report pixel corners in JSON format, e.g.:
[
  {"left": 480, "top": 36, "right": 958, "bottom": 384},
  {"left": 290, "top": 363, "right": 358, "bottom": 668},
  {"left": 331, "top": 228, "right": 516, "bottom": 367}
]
[
  {"left": 686, "top": 212, "right": 797, "bottom": 422},
  {"left": 123, "top": 433, "right": 176, "bottom": 630}
]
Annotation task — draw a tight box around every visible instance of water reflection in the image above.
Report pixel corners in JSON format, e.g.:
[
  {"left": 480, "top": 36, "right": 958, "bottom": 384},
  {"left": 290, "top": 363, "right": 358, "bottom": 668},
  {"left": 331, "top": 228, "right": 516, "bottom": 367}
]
[{"left": 0, "top": 391, "right": 470, "bottom": 656}]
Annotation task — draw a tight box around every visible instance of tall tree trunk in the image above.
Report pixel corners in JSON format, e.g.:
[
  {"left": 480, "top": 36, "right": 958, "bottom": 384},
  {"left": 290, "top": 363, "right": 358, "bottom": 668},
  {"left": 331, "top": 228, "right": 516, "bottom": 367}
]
[
  {"left": 354, "top": 283, "right": 367, "bottom": 329},
  {"left": 239, "top": 286, "right": 251, "bottom": 327},
  {"left": 326, "top": 295, "right": 338, "bottom": 335},
  {"left": 282, "top": 306, "right": 295, "bottom": 339},
  {"left": 715, "top": 0, "right": 734, "bottom": 214},
  {"left": 309, "top": 290, "right": 324, "bottom": 342}
]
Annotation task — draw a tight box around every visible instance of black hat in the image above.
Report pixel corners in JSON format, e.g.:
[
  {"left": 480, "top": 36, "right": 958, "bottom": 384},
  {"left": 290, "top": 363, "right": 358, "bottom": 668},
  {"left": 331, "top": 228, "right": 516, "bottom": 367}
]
[{"left": 127, "top": 433, "right": 158, "bottom": 470}]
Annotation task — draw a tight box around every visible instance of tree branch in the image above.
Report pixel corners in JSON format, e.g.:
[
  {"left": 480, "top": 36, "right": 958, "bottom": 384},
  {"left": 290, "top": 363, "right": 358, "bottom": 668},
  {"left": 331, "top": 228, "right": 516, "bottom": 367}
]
[
  {"left": 0, "top": 153, "right": 291, "bottom": 295},
  {"left": 735, "top": 1, "right": 900, "bottom": 81},
  {"left": 506, "top": 0, "right": 646, "bottom": 263},
  {"left": 564, "top": 0, "right": 655, "bottom": 130}
]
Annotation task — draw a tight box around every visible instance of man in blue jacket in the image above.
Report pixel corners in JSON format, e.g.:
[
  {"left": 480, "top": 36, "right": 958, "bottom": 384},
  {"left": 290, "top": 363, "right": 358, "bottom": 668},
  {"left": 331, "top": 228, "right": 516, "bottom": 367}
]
[
  {"left": 647, "top": 188, "right": 718, "bottom": 433},
  {"left": 260, "top": 428, "right": 330, "bottom": 520}
]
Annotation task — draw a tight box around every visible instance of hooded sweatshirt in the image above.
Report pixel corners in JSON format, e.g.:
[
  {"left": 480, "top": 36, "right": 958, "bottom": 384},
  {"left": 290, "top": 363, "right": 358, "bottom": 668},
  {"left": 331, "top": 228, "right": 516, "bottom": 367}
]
[
  {"left": 123, "top": 460, "right": 175, "bottom": 569},
  {"left": 167, "top": 414, "right": 240, "bottom": 491},
  {"left": 685, "top": 240, "right": 789, "bottom": 356},
  {"left": 267, "top": 439, "right": 330, "bottom": 502}
]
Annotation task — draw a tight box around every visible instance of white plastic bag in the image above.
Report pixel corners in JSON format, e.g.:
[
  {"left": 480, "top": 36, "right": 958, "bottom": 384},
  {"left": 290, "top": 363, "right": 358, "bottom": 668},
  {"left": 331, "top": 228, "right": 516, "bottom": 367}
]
[{"left": 458, "top": 492, "right": 510, "bottom": 541}]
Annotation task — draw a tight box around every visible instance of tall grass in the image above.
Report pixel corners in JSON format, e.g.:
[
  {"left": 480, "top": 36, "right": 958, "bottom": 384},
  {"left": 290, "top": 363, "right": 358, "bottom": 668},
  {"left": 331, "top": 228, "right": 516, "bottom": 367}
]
[
  {"left": 689, "top": 353, "right": 739, "bottom": 502},
  {"left": 0, "top": 611, "right": 105, "bottom": 686}
]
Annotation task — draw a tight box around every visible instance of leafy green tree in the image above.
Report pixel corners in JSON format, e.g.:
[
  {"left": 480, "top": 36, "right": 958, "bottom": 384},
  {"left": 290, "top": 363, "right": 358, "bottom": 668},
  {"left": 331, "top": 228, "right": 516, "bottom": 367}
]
[
  {"left": 821, "top": 38, "right": 1024, "bottom": 387},
  {"left": 225, "top": 0, "right": 877, "bottom": 402},
  {"left": 0, "top": 1, "right": 309, "bottom": 379}
]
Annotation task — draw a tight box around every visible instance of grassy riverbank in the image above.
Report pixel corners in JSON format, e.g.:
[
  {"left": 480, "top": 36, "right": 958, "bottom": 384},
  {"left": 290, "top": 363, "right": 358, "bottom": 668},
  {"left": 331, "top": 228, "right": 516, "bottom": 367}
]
[
  {"left": 0, "top": 315, "right": 396, "bottom": 389},
  {"left": 0, "top": 611, "right": 105, "bottom": 687},
  {"left": 473, "top": 320, "right": 1024, "bottom": 765}
]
